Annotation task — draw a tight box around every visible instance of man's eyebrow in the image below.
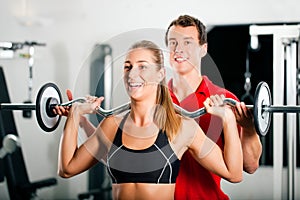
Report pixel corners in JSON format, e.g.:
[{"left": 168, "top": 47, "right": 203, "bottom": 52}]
[
  {"left": 183, "top": 36, "right": 194, "bottom": 40},
  {"left": 168, "top": 36, "right": 194, "bottom": 40},
  {"left": 168, "top": 38, "right": 176, "bottom": 41}
]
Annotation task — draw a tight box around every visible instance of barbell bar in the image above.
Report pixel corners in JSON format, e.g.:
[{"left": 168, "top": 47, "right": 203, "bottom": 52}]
[
  {"left": 0, "top": 83, "right": 86, "bottom": 132},
  {"left": 0, "top": 82, "right": 131, "bottom": 132},
  {"left": 1, "top": 81, "right": 300, "bottom": 136}
]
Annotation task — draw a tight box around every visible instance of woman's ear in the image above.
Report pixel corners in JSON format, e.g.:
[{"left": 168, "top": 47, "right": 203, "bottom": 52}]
[
  {"left": 200, "top": 43, "right": 208, "bottom": 58},
  {"left": 158, "top": 68, "right": 166, "bottom": 82}
]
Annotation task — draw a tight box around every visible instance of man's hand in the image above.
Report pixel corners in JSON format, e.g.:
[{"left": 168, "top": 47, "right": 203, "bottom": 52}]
[{"left": 233, "top": 102, "right": 254, "bottom": 129}]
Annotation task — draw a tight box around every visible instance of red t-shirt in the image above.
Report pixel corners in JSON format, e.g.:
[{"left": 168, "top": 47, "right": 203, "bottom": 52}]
[{"left": 168, "top": 76, "right": 241, "bottom": 200}]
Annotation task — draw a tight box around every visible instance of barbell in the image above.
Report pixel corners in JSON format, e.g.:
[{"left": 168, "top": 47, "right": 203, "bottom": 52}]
[
  {"left": 0, "top": 82, "right": 130, "bottom": 132},
  {"left": 0, "top": 81, "right": 300, "bottom": 136}
]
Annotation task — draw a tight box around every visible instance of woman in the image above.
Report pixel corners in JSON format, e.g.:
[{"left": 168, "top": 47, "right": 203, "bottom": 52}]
[{"left": 57, "top": 40, "right": 242, "bottom": 200}]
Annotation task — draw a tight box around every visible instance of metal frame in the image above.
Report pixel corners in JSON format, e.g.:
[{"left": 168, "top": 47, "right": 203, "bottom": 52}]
[{"left": 249, "top": 24, "right": 300, "bottom": 200}]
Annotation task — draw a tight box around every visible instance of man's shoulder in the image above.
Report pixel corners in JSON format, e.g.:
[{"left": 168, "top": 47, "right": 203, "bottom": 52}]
[{"left": 203, "top": 76, "right": 239, "bottom": 101}]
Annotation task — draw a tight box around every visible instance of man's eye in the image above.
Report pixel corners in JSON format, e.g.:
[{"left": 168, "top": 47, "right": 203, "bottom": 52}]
[
  {"left": 184, "top": 41, "right": 191, "bottom": 45},
  {"left": 169, "top": 41, "right": 177, "bottom": 46}
]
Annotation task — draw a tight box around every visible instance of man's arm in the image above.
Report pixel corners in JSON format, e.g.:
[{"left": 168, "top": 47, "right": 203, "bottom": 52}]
[{"left": 234, "top": 102, "right": 262, "bottom": 174}]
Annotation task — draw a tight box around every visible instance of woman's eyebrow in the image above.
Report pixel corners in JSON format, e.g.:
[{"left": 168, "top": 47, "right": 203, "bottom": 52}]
[{"left": 136, "top": 60, "right": 149, "bottom": 63}]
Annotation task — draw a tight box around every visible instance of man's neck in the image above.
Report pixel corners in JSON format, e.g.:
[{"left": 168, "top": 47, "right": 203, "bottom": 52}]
[{"left": 172, "top": 73, "right": 203, "bottom": 102}]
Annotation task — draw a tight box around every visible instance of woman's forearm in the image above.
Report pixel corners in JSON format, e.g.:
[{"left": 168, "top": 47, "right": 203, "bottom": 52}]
[
  {"left": 58, "top": 106, "right": 81, "bottom": 177},
  {"left": 79, "top": 116, "right": 97, "bottom": 137},
  {"left": 222, "top": 111, "right": 243, "bottom": 182}
]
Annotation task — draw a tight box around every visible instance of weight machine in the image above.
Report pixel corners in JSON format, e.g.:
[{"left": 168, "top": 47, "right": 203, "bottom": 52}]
[{"left": 250, "top": 24, "right": 300, "bottom": 200}]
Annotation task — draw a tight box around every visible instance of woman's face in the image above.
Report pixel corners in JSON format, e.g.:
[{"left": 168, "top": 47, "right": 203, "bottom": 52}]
[{"left": 123, "top": 48, "right": 164, "bottom": 101}]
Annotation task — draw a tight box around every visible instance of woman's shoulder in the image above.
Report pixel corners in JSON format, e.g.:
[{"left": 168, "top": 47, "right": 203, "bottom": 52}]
[
  {"left": 173, "top": 116, "right": 200, "bottom": 142},
  {"left": 180, "top": 116, "right": 199, "bottom": 130},
  {"left": 169, "top": 115, "right": 200, "bottom": 158},
  {"left": 98, "top": 113, "right": 125, "bottom": 140},
  {"left": 100, "top": 111, "right": 129, "bottom": 127}
]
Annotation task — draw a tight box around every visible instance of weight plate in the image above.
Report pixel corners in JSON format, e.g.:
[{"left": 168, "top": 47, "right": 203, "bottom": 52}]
[
  {"left": 253, "top": 81, "right": 272, "bottom": 136},
  {"left": 36, "top": 83, "right": 62, "bottom": 132}
]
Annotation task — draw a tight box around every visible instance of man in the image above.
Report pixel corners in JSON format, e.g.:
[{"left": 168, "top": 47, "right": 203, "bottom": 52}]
[{"left": 165, "top": 15, "right": 262, "bottom": 199}]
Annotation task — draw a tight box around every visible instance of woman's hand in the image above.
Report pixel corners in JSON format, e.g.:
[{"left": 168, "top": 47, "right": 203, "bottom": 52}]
[
  {"left": 52, "top": 89, "right": 74, "bottom": 116},
  {"left": 52, "top": 90, "right": 104, "bottom": 117},
  {"left": 203, "top": 94, "right": 233, "bottom": 121},
  {"left": 73, "top": 96, "right": 104, "bottom": 116}
]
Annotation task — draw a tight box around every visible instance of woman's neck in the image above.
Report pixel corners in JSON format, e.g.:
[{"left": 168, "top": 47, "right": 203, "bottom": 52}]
[{"left": 129, "top": 101, "right": 156, "bottom": 127}]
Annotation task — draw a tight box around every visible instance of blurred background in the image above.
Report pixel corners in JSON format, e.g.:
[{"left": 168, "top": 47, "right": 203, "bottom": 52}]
[{"left": 0, "top": 0, "right": 299, "bottom": 199}]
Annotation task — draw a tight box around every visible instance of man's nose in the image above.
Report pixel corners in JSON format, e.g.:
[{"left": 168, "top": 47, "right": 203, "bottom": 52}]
[{"left": 175, "top": 43, "right": 184, "bottom": 53}]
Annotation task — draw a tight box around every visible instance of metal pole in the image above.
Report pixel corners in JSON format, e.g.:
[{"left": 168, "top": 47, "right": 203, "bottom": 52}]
[
  {"left": 286, "top": 40, "right": 297, "bottom": 200},
  {"left": 0, "top": 103, "right": 36, "bottom": 110},
  {"left": 104, "top": 46, "right": 112, "bottom": 110},
  {"left": 264, "top": 105, "right": 300, "bottom": 112},
  {"left": 273, "top": 34, "right": 285, "bottom": 200}
]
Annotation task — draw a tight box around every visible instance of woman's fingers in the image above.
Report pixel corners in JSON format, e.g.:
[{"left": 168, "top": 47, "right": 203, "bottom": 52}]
[
  {"left": 66, "top": 89, "right": 73, "bottom": 101},
  {"left": 52, "top": 105, "right": 70, "bottom": 116},
  {"left": 209, "top": 94, "right": 225, "bottom": 106}
]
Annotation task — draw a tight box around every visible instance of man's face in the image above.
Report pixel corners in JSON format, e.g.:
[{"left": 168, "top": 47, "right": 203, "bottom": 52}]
[{"left": 167, "top": 25, "right": 207, "bottom": 76}]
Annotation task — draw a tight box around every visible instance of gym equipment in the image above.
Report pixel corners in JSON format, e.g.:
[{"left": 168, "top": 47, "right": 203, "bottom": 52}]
[
  {"left": 250, "top": 23, "right": 300, "bottom": 200},
  {"left": 21, "top": 42, "right": 46, "bottom": 118},
  {"left": 1, "top": 81, "right": 300, "bottom": 136},
  {"left": 0, "top": 82, "right": 130, "bottom": 132},
  {"left": 241, "top": 44, "right": 254, "bottom": 104},
  {"left": 0, "top": 66, "right": 57, "bottom": 200},
  {"left": 0, "top": 134, "right": 20, "bottom": 159},
  {"left": 0, "top": 83, "right": 62, "bottom": 132},
  {"left": 0, "top": 41, "right": 46, "bottom": 118}
]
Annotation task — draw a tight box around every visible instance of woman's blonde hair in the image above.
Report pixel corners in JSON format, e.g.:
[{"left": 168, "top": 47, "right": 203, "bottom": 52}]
[{"left": 128, "top": 40, "right": 181, "bottom": 140}]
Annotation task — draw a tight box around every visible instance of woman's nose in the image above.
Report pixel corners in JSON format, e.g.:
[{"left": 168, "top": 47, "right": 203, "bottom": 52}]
[{"left": 128, "top": 67, "right": 139, "bottom": 78}]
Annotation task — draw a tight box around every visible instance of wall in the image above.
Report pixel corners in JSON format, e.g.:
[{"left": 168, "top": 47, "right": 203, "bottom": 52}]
[{"left": 0, "top": 0, "right": 300, "bottom": 199}]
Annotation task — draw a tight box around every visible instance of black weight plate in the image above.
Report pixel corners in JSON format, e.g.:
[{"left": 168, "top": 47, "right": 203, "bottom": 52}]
[{"left": 36, "top": 83, "right": 62, "bottom": 132}]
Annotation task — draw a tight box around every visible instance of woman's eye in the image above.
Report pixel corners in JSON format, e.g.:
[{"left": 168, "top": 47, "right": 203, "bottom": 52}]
[
  {"left": 140, "top": 65, "right": 147, "bottom": 70},
  {"left": 124, "top": 65, "right": 132, "bottom": 71}
]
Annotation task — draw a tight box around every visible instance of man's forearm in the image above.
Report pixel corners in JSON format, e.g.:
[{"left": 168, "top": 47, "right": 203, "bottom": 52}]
[{"left": 241, "top": 127, "right": 262, "bottom": 174}]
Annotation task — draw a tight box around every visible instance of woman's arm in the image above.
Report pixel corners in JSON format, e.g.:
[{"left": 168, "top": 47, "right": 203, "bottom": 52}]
[
  {"left": 187, "top": 95, "right": 243, "bottom": 183},
  {"left": 58, "top": 97, "right": 104, "bottom": 178},
  {"left": 52, "top": 89, "right": 97, "bottom": 137},
  {"left": 79, "top": 116, "right": 97, "bottom": 137},
  {"left": 53, "top": 106, "right": 96, "bottom": 137}
]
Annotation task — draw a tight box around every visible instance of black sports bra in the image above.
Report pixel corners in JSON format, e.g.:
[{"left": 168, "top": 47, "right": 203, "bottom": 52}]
[{"left": 106, "top": 114, "right": 180, "bottom": 184}]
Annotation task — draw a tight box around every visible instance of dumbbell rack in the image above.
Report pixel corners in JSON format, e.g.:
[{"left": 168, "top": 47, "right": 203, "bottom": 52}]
[{"left": 250, "top": 24, "right": 300, "bottom": 200}]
